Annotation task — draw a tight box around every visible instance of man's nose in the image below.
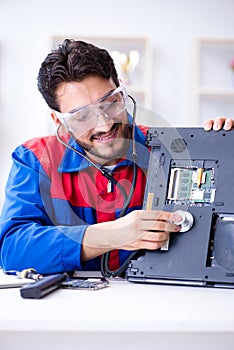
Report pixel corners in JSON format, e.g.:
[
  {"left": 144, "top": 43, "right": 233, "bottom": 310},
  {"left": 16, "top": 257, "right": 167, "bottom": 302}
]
[{"left": 94, "top": 112, "right": 112, "bottom": 131}]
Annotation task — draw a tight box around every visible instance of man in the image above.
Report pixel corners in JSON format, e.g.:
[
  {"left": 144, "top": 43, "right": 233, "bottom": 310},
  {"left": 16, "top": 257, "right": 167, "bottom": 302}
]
[{"left": 0, "top": 39, "right": 231, "bottom": 275}]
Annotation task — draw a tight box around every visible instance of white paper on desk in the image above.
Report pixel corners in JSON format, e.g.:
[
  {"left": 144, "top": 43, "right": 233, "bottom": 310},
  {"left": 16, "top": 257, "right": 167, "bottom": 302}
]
[{"left": 0, "top": 270, "right": 33, "bottom": 288}]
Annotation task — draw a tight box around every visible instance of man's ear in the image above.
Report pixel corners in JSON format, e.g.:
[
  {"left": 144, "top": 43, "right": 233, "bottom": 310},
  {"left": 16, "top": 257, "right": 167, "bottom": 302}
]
[{"left": 50, "top": 111, "right": 62, "bottom": 126}]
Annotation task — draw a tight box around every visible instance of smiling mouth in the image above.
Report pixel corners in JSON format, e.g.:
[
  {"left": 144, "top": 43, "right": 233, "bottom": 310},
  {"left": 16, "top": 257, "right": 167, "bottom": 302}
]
[{"left": 92, "top": 123, "right": 119, "bottom": 141}]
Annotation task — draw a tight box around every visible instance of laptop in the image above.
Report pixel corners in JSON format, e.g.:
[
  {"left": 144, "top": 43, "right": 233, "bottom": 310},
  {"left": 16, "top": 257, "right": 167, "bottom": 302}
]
[{"left": 126, "top": 127, "right": 234, "bottom": 288}]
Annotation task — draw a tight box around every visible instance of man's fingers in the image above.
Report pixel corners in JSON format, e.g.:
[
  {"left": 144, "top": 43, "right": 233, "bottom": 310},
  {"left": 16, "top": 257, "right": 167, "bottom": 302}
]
[
  {"left": 204, "top": 119, "right": 213, "bottom": 131},
  {"left": 140, "top": 210, "right": 182, "bottom": 223},
  {"left": 146, "top": 220, "right": 180, "bottom": 232},
  {"left": 223, "top": 118, "right": 234, "bottom": 130},
  {"left": 204, "top": 117, "right": 234, "bottom": 131},
  {"left": 143, "top": 230, "right": 170, "bottom": 242},
  {"left": 213, "top": 117, "right": 229, "bottom": 131},
  {"left": 139, "top": 240, "right": 167, "bottom": 250}
]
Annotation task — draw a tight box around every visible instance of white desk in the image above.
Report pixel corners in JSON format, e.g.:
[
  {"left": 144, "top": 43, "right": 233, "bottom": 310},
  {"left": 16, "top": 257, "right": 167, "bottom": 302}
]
[{"left": 1, "top": 278, "right": 234, "bottom": 350}]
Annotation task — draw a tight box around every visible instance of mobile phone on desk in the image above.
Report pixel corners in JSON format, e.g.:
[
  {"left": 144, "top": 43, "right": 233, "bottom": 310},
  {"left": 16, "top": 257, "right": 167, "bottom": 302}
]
[{"left": 62, "top": 277, "right": 109, "bottom": 291}]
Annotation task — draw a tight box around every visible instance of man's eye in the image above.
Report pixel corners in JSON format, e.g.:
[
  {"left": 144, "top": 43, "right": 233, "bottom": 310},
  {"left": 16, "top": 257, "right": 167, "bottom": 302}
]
[
  {"left": 73, "top": 112, "right": 89, "bottom": 122},
  {"left": 78, "top": 115, "right": 88, "bottom": 122},
  {"left": 105, "top": 99, "right": 117, "bottom": 110}
]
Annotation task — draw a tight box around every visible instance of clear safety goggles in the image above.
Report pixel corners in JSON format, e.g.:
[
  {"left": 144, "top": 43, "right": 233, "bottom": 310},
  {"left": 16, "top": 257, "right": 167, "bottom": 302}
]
[{"left": 54, "top": 84, "right": 128, "bottom": 134}]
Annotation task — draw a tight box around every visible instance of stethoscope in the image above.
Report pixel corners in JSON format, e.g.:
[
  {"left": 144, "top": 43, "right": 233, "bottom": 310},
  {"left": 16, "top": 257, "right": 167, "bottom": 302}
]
[{"left": 56, "top": 94, "right": 139, "bottom": 277}]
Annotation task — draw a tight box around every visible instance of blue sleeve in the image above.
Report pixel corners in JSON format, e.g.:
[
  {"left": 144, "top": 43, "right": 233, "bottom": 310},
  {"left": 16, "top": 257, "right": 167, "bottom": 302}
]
[{"left": 0, "top": 145, "right": 88, "bottom": 274}]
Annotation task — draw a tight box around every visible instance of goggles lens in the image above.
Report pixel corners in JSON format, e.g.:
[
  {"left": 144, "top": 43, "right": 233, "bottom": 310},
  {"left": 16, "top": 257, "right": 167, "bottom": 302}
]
[{"left": 55, "top": 85, "right": 128, "bottom": 134}]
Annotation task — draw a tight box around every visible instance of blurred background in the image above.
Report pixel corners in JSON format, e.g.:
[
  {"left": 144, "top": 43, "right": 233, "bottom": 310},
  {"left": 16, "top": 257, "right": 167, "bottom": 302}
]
[{"left": 0, "top": 0, "right": 234, "bottom": 209}]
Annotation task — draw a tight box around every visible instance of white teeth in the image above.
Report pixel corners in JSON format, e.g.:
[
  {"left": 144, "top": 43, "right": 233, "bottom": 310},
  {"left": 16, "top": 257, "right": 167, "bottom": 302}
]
[{"left": 96, "top": 128, "right": 117, "bottom": 140}]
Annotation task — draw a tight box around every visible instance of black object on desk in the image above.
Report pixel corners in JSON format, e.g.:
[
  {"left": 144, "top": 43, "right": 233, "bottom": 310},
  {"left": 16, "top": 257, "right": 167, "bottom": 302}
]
[{"left": 20, "top": 274, "right": 66, "bottom": 299}]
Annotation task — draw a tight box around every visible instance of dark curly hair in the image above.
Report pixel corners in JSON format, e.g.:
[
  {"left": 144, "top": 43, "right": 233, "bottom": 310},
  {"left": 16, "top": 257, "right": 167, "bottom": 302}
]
[{"left": 37, "top": 39, "right": 119, "bottom": 111}]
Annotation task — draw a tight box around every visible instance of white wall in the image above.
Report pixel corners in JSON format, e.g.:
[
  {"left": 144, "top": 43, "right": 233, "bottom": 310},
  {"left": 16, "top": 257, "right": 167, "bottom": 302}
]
[{"left": 0, "top": 0, "right": 234, "bottom": 209}]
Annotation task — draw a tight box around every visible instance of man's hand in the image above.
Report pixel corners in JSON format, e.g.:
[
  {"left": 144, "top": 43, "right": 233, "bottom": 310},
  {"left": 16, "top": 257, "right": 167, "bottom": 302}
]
[
  {"left": 204, "top": 117, "right": 234, "bottom": 131},
  {"left": 81, "top": 210, "right": 181, "bottom": 261},
  {"left": 113, "top": 210, "right": 181, "bottom": 251}
]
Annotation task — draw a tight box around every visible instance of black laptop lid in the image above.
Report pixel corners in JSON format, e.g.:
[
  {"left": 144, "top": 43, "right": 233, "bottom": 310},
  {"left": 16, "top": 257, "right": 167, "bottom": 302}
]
[{"left": 126, "top": 127, "right": 234, "bottom": 288}]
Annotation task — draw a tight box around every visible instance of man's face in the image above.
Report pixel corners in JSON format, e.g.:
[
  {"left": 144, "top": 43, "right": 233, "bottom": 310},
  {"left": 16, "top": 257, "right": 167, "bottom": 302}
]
[{"left": 56, "top": 76, "right": 131, "bottom": 165}]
